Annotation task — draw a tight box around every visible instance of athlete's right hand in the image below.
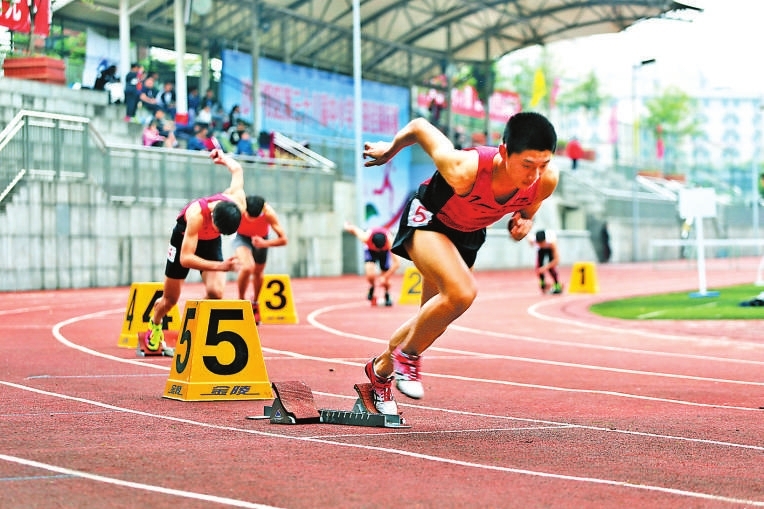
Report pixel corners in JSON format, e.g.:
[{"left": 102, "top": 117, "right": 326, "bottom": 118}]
[
  {"left": 363, "top": 141, "right": 393, "bottom": 166},
  {"left": 219, "top": 256, "right": 239, "bottom": 272}
]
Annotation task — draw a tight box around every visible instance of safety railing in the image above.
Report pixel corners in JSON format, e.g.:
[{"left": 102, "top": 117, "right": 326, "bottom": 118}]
[{"left": 0, "top": 110, "right": 338, "bottom": 212}]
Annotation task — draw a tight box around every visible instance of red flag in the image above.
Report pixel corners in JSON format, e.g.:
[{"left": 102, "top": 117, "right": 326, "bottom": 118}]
[
  {"left": 0, "top": 0, "right": 50, "bottom": 35},
  {"left": 1, "top": 0, "right": 31, "bottom": 32},
  {"left": 33, "top": 0, "right": 50, "bottom": 36}
]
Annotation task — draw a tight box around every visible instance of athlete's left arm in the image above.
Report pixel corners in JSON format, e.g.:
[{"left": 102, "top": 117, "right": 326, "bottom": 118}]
[
  {"left": 508, "top": 166, "right": 559, "bottom": 241},
  {"left": 262, "top": 204, "right": 288, "bottom": 248}
]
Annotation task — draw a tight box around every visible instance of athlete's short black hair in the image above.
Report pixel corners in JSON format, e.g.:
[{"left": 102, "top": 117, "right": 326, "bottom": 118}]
[
  {"left": 370, "top": 232, "right": 387, "bottom": 249},
  {"left": 535, "top": 230, "right": 546, "bottom": 243},
  {"left": 502, "top": 112, "right": 557, "bottom": 155},
  {"left": 246, "top": 195, "right": 265, "bottom": 217},
  {"left": 212, "top": 201, "right": 242, "bottom": 235}
]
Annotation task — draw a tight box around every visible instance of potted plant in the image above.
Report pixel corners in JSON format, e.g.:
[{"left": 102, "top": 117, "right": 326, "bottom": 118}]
[{"left": 1, "top": 0, "right": 65, "bottom": 84}]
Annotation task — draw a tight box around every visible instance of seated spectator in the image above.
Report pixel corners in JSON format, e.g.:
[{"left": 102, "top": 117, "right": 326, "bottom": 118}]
[
  {"left": 139, "top": 75, "right": 161, "bottom": 119},
  {"left": 227, "top": 104, "right": 242, "bottom": 131},
  {"left": 236, "top": 130, "right": 255, "bottom": 156},
  {"left": 152, "top": 109, "right": 177, "bottom": 147},
  {"left": 228, "top": 119, "right": 249, "bottom": 146},
  {"left": 142, "top": 119, "right": 169, "bottom": 147},
  {"left": 196, "top": 103, "right": 213, "bottom": 125},
  {"left": 187, "top": 123, "right": 211, "bottom": 151},
  {"left": 158, "top": 81, "right": 177, "bottom": 119},
  {"left": 258, "top": 130, "right": 274, "bottom": 158}
]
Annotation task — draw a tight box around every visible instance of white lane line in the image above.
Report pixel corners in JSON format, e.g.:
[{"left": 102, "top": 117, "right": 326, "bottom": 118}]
[
  {"left": 1, "top": 381, "right": 762, "bottom": 508},
  {"left": 45, "top": 308, "right": 764, "bottom": 412},
  {"left": 305, "top": 303, "right": 764, "bottom": 387},
  {"left": 0, "top": 454, "right": 283, "bottom": 509},
  {"left": 527, "top": 298, "right": 764, "bottom": 348}
]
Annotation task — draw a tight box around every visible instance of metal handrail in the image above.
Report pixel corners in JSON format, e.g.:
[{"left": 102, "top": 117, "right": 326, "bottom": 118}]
[{"left": 0, "top": 109, "right": 338, "bottom": 212}]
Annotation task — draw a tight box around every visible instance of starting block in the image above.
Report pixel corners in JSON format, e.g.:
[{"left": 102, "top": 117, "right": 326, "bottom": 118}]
[
  {"left": 260, "top": 380, "right": 409, "bottom": 428},
  {"left": 136, "top": 331, "right": 175, "bottom": 357}
]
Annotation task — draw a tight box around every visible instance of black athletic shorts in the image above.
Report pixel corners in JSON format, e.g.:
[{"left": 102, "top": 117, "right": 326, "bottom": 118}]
[
  {"left": 391, "top": 195, "right": 486, "bottom": 269},
  {"left": 164, "top": 220, "right": 223, "bottom": 279}
]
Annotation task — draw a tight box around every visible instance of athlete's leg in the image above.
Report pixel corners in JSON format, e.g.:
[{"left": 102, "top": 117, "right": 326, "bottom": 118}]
[
  {"left": 152, "top": 277, "right": 183, "bottom": 325},
  {"left": 252, "top": 262, "right": 266, "bottom": 302},
  {"left": 202, "top": 270, "right": 226, "bottom": 299},
  {"left": 235, "top": 244, "right": 255, "bottom": 300},
  {"left": 373, "top": 229, "right": 476, "bottom": 378}
]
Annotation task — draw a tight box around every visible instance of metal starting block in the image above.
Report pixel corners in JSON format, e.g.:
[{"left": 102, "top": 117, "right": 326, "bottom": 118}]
[
  {"left": 136, "top": 333, "right": 175, "bottom": 357},
  {"left": 260, "top": 380, "right": 409, "bottom": 428}
]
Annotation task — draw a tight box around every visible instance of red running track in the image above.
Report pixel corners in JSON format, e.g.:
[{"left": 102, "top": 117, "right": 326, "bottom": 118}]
[{"left": 1, "top": 259, "right": 763, "bottom": 509}]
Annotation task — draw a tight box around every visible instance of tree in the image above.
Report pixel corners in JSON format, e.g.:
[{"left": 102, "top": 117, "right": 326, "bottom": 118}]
[{"left": 643, "top": 86, "right": 701, "bottom": 173}]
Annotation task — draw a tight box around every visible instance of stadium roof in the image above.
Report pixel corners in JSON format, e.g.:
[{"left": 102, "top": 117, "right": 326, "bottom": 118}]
[{"left": 51, "top": 0, "right": 701, "bottom": 87}]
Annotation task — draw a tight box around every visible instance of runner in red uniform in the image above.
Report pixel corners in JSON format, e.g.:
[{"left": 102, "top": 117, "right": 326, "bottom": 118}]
[
  {"left": 344, "top": 222, "right": 400, "bottom": 306},
  {"left": 361, "top": 112, "right": 558, "bottom": 414},
  {"left": 142, "top": 149, "right": 246, "bottom": 352},
  {"left": 233, "top": 195, "right": 288, "bottom": 324}
]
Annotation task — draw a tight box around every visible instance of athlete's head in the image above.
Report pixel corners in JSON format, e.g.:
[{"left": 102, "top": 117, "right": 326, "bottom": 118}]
[
  {"left": 535, "top": 230, "right": 546, "bottom": 243},
  {"left": 502, "top": 112, "right": 557, "bottom": 155},
  {"left": 370, "top": 232, "right": 387, "bottom": 249},
  {"left": 246, "top": 195, "right": 265, "bottom": 217},
  {"left": 212, "top": 201, "right": 242, "bottom": 235}
]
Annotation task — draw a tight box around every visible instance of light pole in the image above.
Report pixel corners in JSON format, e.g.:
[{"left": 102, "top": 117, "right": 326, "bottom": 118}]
[
  {"left": 753, "top": 98, "right": 762, "bottom": 245},
  {"left": 631, "top": 58, "right": 656, "bottom": 262}
]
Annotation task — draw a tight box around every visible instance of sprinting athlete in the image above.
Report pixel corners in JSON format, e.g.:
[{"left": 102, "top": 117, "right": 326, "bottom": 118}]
[
  {"left": 361, "top": 112, "right": 558, "bottom": 414},
  {"left": 344, "top": 222, "right": 400, "bottom": 306},
  {"left": 530, "top": 229, "right": 562, "bottom": 294},
  {"left": 141, "top": 149, "right": 245, "bottom": 353},
  {"left": 233, "top": 195, "right": 288, "bottom": 324}
]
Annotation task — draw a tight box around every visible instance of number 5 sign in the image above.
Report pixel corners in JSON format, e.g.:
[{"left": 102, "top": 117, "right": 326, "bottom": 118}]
[{"left": 163, "top": 300, "right": 273, "bottom": 401}]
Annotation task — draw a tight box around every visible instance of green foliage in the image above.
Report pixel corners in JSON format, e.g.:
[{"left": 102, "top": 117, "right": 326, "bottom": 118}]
[
  {"left": 590, "top": 284, "right": 764, "bottom": 320},
  {"left": 557, "top": 71, "right": 608, "bottom": 115},
  {"left": 644, "top": 86, "right": 701, "bottom": 140}
]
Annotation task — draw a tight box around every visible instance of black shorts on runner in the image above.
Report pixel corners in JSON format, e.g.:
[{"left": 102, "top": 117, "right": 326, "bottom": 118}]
[
  {"left": 164, "top": 220, "right": 223, "bottom": 279},
  {"left": 391, "top": 194, "right": 486, "bottom": 269}
]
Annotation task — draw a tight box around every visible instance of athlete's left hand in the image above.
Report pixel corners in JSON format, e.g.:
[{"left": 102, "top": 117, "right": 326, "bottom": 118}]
[{"left": 508, "top": 211, "right": 532, "bottom": 241}]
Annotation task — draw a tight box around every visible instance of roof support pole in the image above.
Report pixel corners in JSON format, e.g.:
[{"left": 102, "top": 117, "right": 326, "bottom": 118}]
[
  {"left": 119, "top": 0, "right": 130, "bottom": 89},
  {"left": 173, "top": 0, "right": 188, "bottom": 123},
  {"left": 352, "top": 0, "right": 365, "bottom": 267},
  {"left": 482, "top": 36, "right": 491, "bottom": 143},
  {"left": 251, "top": 0, "right": 261, "bottom": 134}
]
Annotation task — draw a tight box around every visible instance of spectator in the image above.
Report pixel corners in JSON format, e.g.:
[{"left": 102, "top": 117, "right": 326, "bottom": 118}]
[
  {"left": 566, "top": 137, "right": 584, "bottom": 170},
  {"left": 227, "top": 104, "right": 242, "bottom": 131},
  {"left": 152, "top": 109, "right": 177, "bottom": 148},
  {"left": 196, "top": 103, "right": 213, "bottom": 126},
  {"left": 258, "top": 131, "right": 274, "bottom": 157},
  {"left": 142, "top": 119, "right": 170, "bottom": 148},
  {"left": 124, "top": 63, "right": 143, "bottom": 121},
  {"left": 228, "top": 119, "right": 248, "bottom": 146},
  {"left": 236, "top": 131, "right": 255, "bottom": 156},
  {"left": 139, "top": 75, "right": 161, "bottom": 118},
  {"left": 158, "top": 81, "right": 177, "bottom": 119},
  {"left": 187, "top": 86, "right": 201, "bottom": 116},
  {"left": 187, "top": 123, "right": 211, "bottom": 151}
]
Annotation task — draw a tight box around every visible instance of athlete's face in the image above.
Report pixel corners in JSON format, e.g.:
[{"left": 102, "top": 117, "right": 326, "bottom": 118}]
[{"left": 499, "top": 146, "right": 553, "bottom": 189}]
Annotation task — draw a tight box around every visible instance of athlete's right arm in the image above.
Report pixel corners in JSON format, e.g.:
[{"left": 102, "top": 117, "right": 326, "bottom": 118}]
[
  {"left": 179, "top": 203, "right": 233, "bottom": 271},
  {"left": 364, "top": 118, "right": 475, "bottom": 192},
  {"left": 211, "top": 149, "right": 244, "bottom": 196}
]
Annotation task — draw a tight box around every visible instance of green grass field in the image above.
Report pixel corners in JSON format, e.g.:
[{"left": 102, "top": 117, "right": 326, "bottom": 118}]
[{"left": 589, "top": 284, "right": 764, "bottom": 320}]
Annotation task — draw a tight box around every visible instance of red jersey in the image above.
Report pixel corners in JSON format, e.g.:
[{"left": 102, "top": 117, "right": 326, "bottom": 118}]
[
  {"left": 177, "top": 192, "right": 232, "bottom": 240},
  {"left": 237, "top": 210, "right": 269, "bottom": 237},
  {"left": 365, "top": 227, "right": 391, "bottom": 252},
  {"left": 421, "top": 146, "right": 539, "bottom": 232}
]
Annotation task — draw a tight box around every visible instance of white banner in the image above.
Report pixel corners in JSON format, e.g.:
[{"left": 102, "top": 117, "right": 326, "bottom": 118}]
[{"left": 82, "top": 28, "right": 121, "bottom": 88}]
